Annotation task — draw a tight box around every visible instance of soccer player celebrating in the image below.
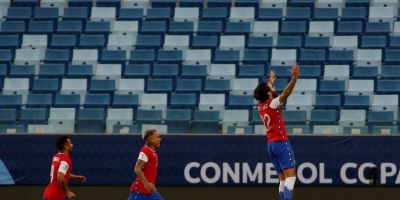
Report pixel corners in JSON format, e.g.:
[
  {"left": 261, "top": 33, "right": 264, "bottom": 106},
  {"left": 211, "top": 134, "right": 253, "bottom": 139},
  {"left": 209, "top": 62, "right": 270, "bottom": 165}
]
[
  {"left": 253, "top": 64, "right": 300, "bottom": 200},
  {"left": 43, "top": 136, "right": 86, "bottom": 200},
  {"left": 128, "top": 129, "right": 163, "bottom": 200}
]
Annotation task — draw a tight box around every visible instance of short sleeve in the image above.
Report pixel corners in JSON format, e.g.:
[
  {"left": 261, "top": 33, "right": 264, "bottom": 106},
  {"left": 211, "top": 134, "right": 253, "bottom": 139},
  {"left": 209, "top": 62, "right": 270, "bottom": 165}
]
[
  {"left": 269, "top": 96, "right": 282, "bottom": 109},
  {"left": 138, "top": 152, "right": 149, "bottom": 163},
  {"left": 58, "top": 161, "right": 69, "bottom": 174}
]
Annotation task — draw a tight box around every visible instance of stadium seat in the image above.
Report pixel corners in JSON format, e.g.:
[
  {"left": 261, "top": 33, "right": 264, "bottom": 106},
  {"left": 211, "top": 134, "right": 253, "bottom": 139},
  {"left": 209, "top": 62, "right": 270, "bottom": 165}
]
[
  {"left": 26, "top": 94, "right": 52, "bottom": 108},
  {"left": 112, "top": 21, "right": 139, "bottom": 35},
  {"left": 313, "top": 8, "right": 339, "bottom": 20},
  {"left": 384, "top": 50, "right": 400, "bottom": 64},
  {"left": 280, "top": 21, "right": 308, "bottom": 35},
  {"left": 209, "top": 64, "right": 236, "bottom": 79},
  {"left": 118, "top": 8, "right": 144, "bottom": 20},
  {"left": 283, "top": 110, "right": 308, "bottom": 125},
  {"left": 368, "top": 111, "right": 394, "bottom": 125},
  {"left": 107, "top": 34, "right": 135, "bottom": 51},
  {"left": 299, "top": 49, "right": 326, "bottom": 64},
  {"left": 19, "top": 108, "right": 48, "bottom": 124},
  {"left": 100, "top": 50, "right": 126, "bottom": 65},
  {"left": 191, "top": 35, "right": 219, "bottom": 50},
  {"left": 146, "top": 79, "right": 173, "bottom": 93},
  {"left": 231, "top": 78, "right": 259, "bottom": 95},
  {"left": 14, "top": 49, "right": 41, "bottom": 67},
  {"left": 54, "top": 94, "right": 81, "bottom": 108},
  {"left": 130, "top": 50, "right": 156, "bottom": 64},
  {"left": 199, "top": 94, "right": 225, "bottom": 111},
  {"left": 381, "top": 66, "right": 400, "bottom": 79},
  {"left": 222, "top": 110, "right": 249, "bottom": 134},
  {"left": 309, "top": 21, "right": 335, "bottom": 37},
  {"left": 117, "top": 79, "right": 145, "bottom": 94},
  {"left": 0, "top": 21, "right": 26, "bottom": 35},
  {"left": 140, "top": 21, "right": 167, "bottom": 34},
  {"left": 324, "top": 65, "right": 350, "bottom": 80},
  {"left": 372, "top": 95, "right": 399, "bottom": 112},
  {"left": 0, "top": 95, "right": 23, "bottom": 109},
  {"left": 106, "top": 108, "right": 133, "bottom": 133},
  {"left": 44, "top": 49, "right": 71, "bottom": 64},
  {"left": 136, "top": 109, "right": 163, "bottom": 125},
  {"left": 286, "top": 7, "right": 311, "bottom": 20},
  {"left": 310, "top": 110, "right": 338, "bottom": 125},
  {"left": 237, "top": 65, "right": 265, "bottom": 78},
  {"left": 347, "top": 79, "right": 375, "bottom": 96},
  {"left": 169, "top": 93, "right": 197, "bottom": 109},
  {"left": 56, "top": 20, "right": 83, "bottom": 35},
  {"left": 220, "top": 35, "right": 246, "bottom": 50},
  {"left": 112, "top": 94, "right": 139, "bottom": 108},
  {"left": 6, "top": 7, "right": 31, "bottom": 21},
  {"left": 32, "top": 79, "right": 60, "bottom": 94},
  {"left": 247, "top": 36, "right": 273, "bottom": 49},
  {"left": 343, "top": 95, "right": 370, "bottom": 109},
  {"left": 352, "top": 67, "right": 378, "bottom": 79},
  {"left": 213, "top": 50, "right": 240, "bottom": 64},
  {"left": 168, "top": 21, "right": 194, "bottom": 34},
  {"left": 76, "top": 108, "right": 106, "bottom": 133},
  {"left": 63, "top": 7, "right": 89, "bottom": 20},
  {"left": 84, "top": 94, "right": 111, "bottom": 108},
  {"left": 174, "top": 7, "right": 199, "bottom": 22},
  {"left": 157, "top": 50, "right": 183, "bottom": 63},
  {"left": 184, "top": 50, "right": 212, "bottom": 66},
  {"left": 319, "top": 80, "right": 346, "bottom": 94},
  {"left": 360, "top": 36, "right": 387, "bottom": 49},
  {"left": 0, "top": 109, "right": 17, "bottom": 124},
  {"left": 388, "top": 36, "right": 400, "bottom": 48},
  {"left": 0, "top": 35, "right": 21, "bottom": 49},
  {"left": 123, "top": 64, "right": 151, "bottom": 78},
  {"left": 285, "top": 94, "right": 314, "bottom": 115},
  {"left": 336, "top": 21, "right": 363, "bottom": 36},
  {"left": 175, "top": 79, "right": 203, "bottom": 94},
  {"left": 340, "top": 7, "right": 367, "bottom": 21},
  {"left": 50, "top": 35, "right": 77, "bottom": 50},
  {"left": 3, "top": 78, "right": 29, "bottom": 96},
  {"left": 9, "top": 65, "right": 35, "bottom": 79},
  {"left": 66, "top": 64, "right": 93, "bottom": 79},
  {"left": 293, "top": 79, "right": 317, "bottom": 95},
  {"left": 164, "top": 35, "right": 189, "bottom": 50},
  {"left": 376, "top": 80, "right": 400, "bottom": 93},
  {"left": 192, "top": 110, "right": 221, "bottom": 133},
  {"left": 271, "top": 49, "right": 297, "bottom": 66},
  {"left": 229, "top": 7, "right": 255, "bottom": 22},
  {"left": 181, "top": 65, "right": 207, "bottom": 79},
  {"left": 365, "top": 22, "right": 391, "bottom": 35},
  {"left": 94, "top": 64, "right": 122, "bottom": 80},
  {"left": 72, "top": 49, "right": 98, "bottom": 65},
  {"left": 227, "top": 95, "right": 254, "bottom": 109},
  {"left": 89, "top": 79, "right": 116, "bottom": 94},
  {"left": 331, "top": 36, "right": 358, "bottom": 51},
  {"left": 34, "top": 7, "right": 58, "bottom": 22},
  {"left": 140, "top": 93, "right": 168, "bottom": 110},
  {"left": 369, "top": 7, "right": 396, "bottom": 22},
  {"left": 84, "top": 21, "right": 111, "bottom": 36},
  {"left": 201, "top": 7, "right": 228, "bottom": 20},
  {"left": 204, "top": 79, "right": 231, "bottom": 94},
  {"left": 304, "top": 37, "right": 330, "bottom": 49},
  {"left": 197, "top": 21, "right": 223, "bottom": 35},
  {"left": 122, "top": 0, "right": 150, "bottom": 8},
  {"left": 277, "top": 36, "right": 302, "bottom": 49},
  {"left": 60, "top": 78, "right": 87, "bottom": 95},
  {"left": 165, "top": 109, "right": 192, "bottom": 133},
  {"left": 91, "top": 7, "right": 116, "bottom": 21},
  {"left": 152, "top": 64, "right": 179, "bottom": 78},
  {"left": 339, "top": 109, "right": 366, "bottom": 127},
  {"left": 260, "top": 0, "right": 287, "bottom": 8}
]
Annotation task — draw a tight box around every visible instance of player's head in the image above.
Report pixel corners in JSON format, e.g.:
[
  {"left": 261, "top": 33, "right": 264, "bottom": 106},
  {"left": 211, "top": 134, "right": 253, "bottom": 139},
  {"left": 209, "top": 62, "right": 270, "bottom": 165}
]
[
  {"left": 142, "top": 129, "right": 161, "bottom": 149},
  {"left": 56, "top": 136, "right": 73, "bottom": 154},
  {"left": 254, "top": 82, "right": 274, "bottom": 102}
]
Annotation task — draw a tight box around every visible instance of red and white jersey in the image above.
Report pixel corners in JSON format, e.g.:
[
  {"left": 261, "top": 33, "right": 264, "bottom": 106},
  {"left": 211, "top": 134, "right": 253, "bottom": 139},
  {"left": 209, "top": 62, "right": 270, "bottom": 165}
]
[
  {"left": 130, "top": 145, "right": 159, "bottom": 195},
  {"left": 258, "top": 97, "right": 288, "bottom": 143},
  {"left": 43, "top": 153, "right": 72, "bottom": 200}
]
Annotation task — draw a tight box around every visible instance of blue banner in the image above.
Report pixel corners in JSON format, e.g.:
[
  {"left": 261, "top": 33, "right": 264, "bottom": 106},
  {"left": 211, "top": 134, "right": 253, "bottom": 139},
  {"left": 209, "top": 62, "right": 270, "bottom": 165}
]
[{"left": 1, "top": 135, "right": 400, "bottom": 186}]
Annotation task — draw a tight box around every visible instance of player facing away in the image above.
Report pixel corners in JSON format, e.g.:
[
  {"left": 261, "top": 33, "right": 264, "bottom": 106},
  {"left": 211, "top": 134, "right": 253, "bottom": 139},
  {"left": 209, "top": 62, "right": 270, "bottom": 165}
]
[
  {"left": 128, "top": 129, "right": 163, "bottom": 200},
  {"left": 43, "top": 136, "right": 86, "bottom": 200},
  {"left": 253, "top": 64, "right": 300, "bottom": 200}
]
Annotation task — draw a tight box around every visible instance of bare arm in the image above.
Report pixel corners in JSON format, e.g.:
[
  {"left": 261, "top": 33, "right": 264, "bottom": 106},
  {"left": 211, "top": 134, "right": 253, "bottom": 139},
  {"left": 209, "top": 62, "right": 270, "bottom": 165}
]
[
  {"left": 135, "top": 160, "right": 156, "bottom": 193},
  {"left": 267, "top": 70, "right": 279, "bottom": 97},
  {"left": 279, "top": 64, "right": 300, "bottom": 104},
  {"left": 70, "top": 173, "right": 86, "bottom": 183},
  {"left": 57, "top": 172, "right": 76, "bottom": 198}
]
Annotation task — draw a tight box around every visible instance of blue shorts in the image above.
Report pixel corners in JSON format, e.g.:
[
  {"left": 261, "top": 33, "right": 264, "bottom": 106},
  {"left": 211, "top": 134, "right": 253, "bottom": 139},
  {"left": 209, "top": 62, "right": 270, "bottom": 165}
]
[
  {"left": 267, "top": 140, "right": 296, "bottom": 173},
  {"left": 128, "top": 192, "right": 164, "bottom": 200}
]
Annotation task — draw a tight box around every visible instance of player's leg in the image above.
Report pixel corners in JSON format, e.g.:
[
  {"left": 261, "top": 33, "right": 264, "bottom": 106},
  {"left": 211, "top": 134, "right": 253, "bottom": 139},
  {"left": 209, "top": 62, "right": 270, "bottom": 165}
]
[
  {"left": 279, "top": 141, "right": 296, "bottom": 200},
  {"left": 268, "top": 142, "right": 285, "bottom": 200}
]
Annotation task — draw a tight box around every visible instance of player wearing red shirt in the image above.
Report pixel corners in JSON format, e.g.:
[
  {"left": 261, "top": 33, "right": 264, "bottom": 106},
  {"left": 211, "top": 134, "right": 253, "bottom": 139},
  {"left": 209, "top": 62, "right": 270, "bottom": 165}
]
[
  {"left": 128, "top": 129, "right": 163, "bottom": 200},
  {"left": 254, "top": 64, "right": 300, "bottom": 200},
  {"left": 43, "top": 136, "right": 86, "bottom": 200}
]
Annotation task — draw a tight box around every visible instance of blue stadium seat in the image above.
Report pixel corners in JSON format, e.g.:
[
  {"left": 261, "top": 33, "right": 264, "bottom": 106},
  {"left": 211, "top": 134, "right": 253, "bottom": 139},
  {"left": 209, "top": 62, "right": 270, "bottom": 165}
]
[
  {"left": 389, "top": 36, "right": 400, "bottom": 48},
  {"left": 300, "top": 49, "right": 327, "bottom": 64},
  {"left": 89, "top": 80, "right": 116, "bottom": 94},
  {"left": 169, "top": 21, "right": 194, "bottom": 35},
  {"left": 336, "top": 21, "right": 363, "bottom": 35},
  {"left": 310, "top": 110, "right": 338, "bottom": 125},
  {"left": 123, "top": 64, "right": 151, "bottom": 78},
  {"left": 368, "top": 111, "right": 394, "bottom": 126},
  {"left": 376, "top": 80, "right": 400, "bottom": 94},
  {"left": 50, "top": 35, "right": 77, "bottom": 49},
  {"left": 146, "top": 8, "right": 172, "bottom": 21},
  {"left": 112, "top": 94, "right": 139, "bottom": 108},
  {"left": 235, "top": 0, "right": 259, "bottom": 7},
  {"left": 227, "top": 95, "right": 254, "bottom": 109},
  {"left": 0, "top": 35, "right": 21, "bottom": 49},
  {"left": 169, "top": 93, "right": 197, "bottom": 109},
  {"left": 9, "top": 65, "right": 35, "bottom": 79},
  {"left": 225, "top": 22, "right": 252, "bottom": 35},
  {"left": 384, "top": 50, "right": 400, "bottom": 64},
  {"left": 345, "top": 0, "right": 370, "bottom": 7},
  {"left": 201, "top": 7, "right": 228, "bottom": 20},
  {"left": 247, "top": 36, "right": 273, "bottom": 49},
  {"left": 165, "top": 109, "right": 192, "bottom": 133},
  {"left": 130, "top": 50, "right": 156, "bottom": 64},
  {"left": 140, "top": 21, "right": 167, "bottom": 34},
  {"left": 146, "top": 79, "right": 173, "bottom": 93},
  {"left": 97, "top": 0, "right": 121, "bottom": 8},
  {"left": 84, "top": 94, "right": 111, "bottom": 108},
  {"left": 56, "top": 21, "right": 83, "bottom": 35},
  {"left": 67, "top": 64, "right": 93, "bottom": 78},
  {"left": 136, "top": 35, "right": 162, "bottom": 49},
  {"left": 0, "top": 50, "right": 13, "bottom": 65},
  {"left": 152, "top": 64, "right": 179, "bottom": 78},
  {"left": 343, "top": 95, "right": 370, "bottom": 109},
  {"left": 0, "top": 95, "right": 23, "bottom": 108},
  {"left": 381, "top": 66, "right": 400, "bottom": 79},
  {"left": 319, "top": 80, "right": 346, "bottom": 94},
  {"left": 365, "top": 22, "right": 391, "bottom": 35},
  {"left": 0, "top": 64, "right": 8, "bottom": 78},
  {"left": 277, "top": 36, "right": 302, "bottom": 49},
  {"left": 207, "top": 0, "right": 231, "bottom": 7},
  {"left": 12, "top": 0, "right": 38, "bottom": 7},
  {"left": 198, "top": 21, "right": 224, "bottom": 35},
  {"left": 136, "top": 110, "right": 163, "bottom": 124},
  {"left": 304, "top": 37, "right": 330, "bottom": 49},
  {"left": 213, "top": 50, "right": 240, "bottom": 64},
  {"left": 68, "top": 0, "right": 93, "bottom": 7},
  {"left": 280, "top": 21, "right": 308, "bottom": 35},
  {"left": 191, "top": 35, "right": 219, "bottom": 49},
  {"left": 6, "top": 7, "right": 32, "bottom": 21},
  {"left": 32, "top": 79, "right": 60, "bottom": 94},
  {"left": 79, "top": 34, "right": 106, "bottom": 50},
  {"left": 315, "top": 94, "right": 342, "bottom": 109},
  {"left": 313, "top": 8, "right": 339, "bottom": 21},
  {"left": 151, "top": 0, "right": 176, "bottom": 8},
  {"left": 286, "top": 7, "right": 311, "bottom": 20},
  {"left": 243, "top": 50, "right": 269, "bottom": 64},
  {"left": 179, "top": 0, "right": 204, "bottom": 7},
  {"left": 299, "top": 65, "right": 322, "bottom": 78},
  {"left": 26, "top": 94, "right": 53, "bottom": 108},
  {"left": 204, "top": 79, "right": 230, "bottom": 94},
  {"left": 191, "top": 110, "right": 220, "bottom": 133},
  {"left": 237, "top": 65, "right": 265, "bottom": 78},
  {"left": 175, "top": 79, "right": 202, "bottom": 93},
  {"left": 100, "top": 50, "right": 126, "bottom": 65},
  {"left": 84, "top": 21, "right": 111, "bottom": 36},
  {"left": 328, "top": 50, "right": 354, "bottom": 64},
  {"left": 63, "top": 7, "right": 89, "bottom": 20},
  {"left": 54, "top": 94, "right": 81, "bottom": 108},
  {"left": 0, "top": 21, "right": 26, "bottom": 35},
  {"left": 34, "top": 8, "right": 59, "bottom": 22},
  {"left": 157, "top": 50, "right": 183, "bottom": 63},
  {"left": 118, "top": 8, "right": 144, "bottom": 20},
  {"left": 340, "top": 7, "right": 367, "bottom": 21},
  {"left": 181, "top": 65, "right": 207, "bottom": 79},
  {"left": 250, "top": 109, "right": 262, "bottom": 125},
  {"left": 352, "top": 67, "right": 378, "bottom": 79},
  {"left": 39, "top": 64, "right": 65, "bottom": 78},
  {"left": 0, "top": 109, "right": 17, "bottom": 124},
  {"left": 76, "top": 108, "right": 106, "bottom": 133},
  {"left": 282, "top": 110, "right": 307, "bottom": 125},
  {"left": 28, "top": 21, "right": 54, "bottom": 35},
  {"left": 19, "top": 108, "right": 48, "bottom": 124},
  {"left": 44, "top": 49, "right": 71, "bottom": 64},
  {"left": 257, "top": 8, "right": 283, "bottom": 20},
  {"left": 360, "top": 36, "right": 387, "bottom": 49},
  {"left": 288, "top": 0, "right": 315, "bottom": 7}
]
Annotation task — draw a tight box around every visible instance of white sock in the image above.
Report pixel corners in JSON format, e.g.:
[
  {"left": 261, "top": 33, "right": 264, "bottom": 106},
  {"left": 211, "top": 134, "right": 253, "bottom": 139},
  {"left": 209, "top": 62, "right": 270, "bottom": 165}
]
[
  {"left": 279, "top": 180, "right": 285, "bottom": 200},
  {"left": 284, "top": 177, "right": 296, "bottom": 200}
]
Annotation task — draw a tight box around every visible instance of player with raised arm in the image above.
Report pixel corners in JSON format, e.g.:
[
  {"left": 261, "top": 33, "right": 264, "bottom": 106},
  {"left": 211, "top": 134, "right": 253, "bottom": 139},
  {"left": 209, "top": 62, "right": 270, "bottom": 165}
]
[
  {"left": 253, "top": 64, "right": 300, "bottom": 200},
  {"left": 128, "top": 129, "right": 163, "bottom": 200},
  {"left": 43, "top": 136, "right": 86, "bottom": 200}
]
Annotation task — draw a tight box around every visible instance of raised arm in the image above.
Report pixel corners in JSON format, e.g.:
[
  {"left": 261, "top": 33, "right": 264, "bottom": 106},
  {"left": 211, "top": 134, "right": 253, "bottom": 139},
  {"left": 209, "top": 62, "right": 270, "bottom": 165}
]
[{"left": 278, "top": 64, "right": 300, "bottom": 104}]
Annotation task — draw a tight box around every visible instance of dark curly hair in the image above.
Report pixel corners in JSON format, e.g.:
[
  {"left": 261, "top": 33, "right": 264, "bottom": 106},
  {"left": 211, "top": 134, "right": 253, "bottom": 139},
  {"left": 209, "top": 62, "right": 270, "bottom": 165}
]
[{"left": 253, "top": 83, "right": 270, "bottom": 103}]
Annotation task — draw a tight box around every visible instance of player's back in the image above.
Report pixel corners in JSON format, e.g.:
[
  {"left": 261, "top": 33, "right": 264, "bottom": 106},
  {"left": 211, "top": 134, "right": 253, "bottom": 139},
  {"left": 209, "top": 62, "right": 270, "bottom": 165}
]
[
  {"left": 43, "top": 153, "right": 72, "bottom": 200},
  {"left": 258, "top": 99, "right": 288, "bottom": 143}
]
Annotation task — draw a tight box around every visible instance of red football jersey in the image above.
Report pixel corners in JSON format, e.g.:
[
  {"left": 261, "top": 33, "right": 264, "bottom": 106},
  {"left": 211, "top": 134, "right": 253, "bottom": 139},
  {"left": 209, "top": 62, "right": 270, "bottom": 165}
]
[
  {"left": 258, "top": 97, "right": 288, "bottom": 143},
  {"left": 43, "top": 153, "right": 72, "bottom": 200},
  {"left": 130, "top": 145, "right": 159, "bottom": 195}
]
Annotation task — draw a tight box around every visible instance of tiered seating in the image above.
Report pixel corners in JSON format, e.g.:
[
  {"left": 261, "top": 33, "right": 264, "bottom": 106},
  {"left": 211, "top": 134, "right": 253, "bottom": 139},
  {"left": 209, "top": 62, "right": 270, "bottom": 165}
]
[{"left": 0, "top": 0, "right": 398, "bottom": 134}]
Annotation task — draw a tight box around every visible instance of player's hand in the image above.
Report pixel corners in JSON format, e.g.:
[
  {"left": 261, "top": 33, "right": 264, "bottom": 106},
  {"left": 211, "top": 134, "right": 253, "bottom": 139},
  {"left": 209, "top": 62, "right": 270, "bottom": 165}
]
[
  {"left": 66, "top": 191, "right": 77, "bottom": 199},
  {"left": 76, "top": 175, "right": 86, "bottom": 183},
  {"left": 267, "top": 70, "right": 276, "bottom": 87},
  {"left": 145, "top": 182, "right": 157, "bottom": 193},
  {"left": 291, "top": 64, "right": 300, "bottom": 80}
]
